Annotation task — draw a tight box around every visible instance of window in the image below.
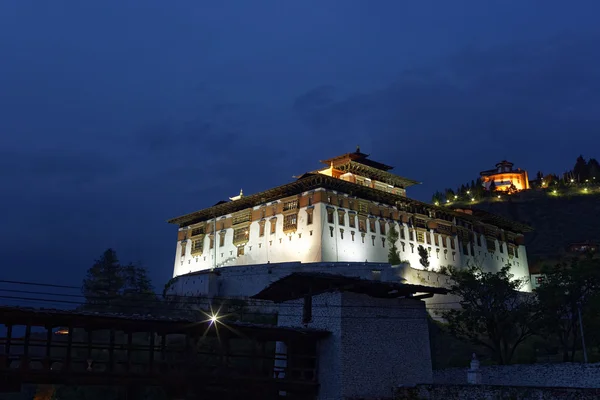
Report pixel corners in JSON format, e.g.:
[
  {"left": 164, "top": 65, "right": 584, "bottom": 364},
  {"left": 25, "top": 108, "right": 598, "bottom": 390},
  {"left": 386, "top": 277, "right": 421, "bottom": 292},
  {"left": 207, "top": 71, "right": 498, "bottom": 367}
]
[
  {"left": 306, "top": 210, "right": 314, "bottom": 225},
  {"left": 283, "top": 199, "right": 298, "bottom": 212},
  {"left": 191, "top": 226, "right": 205, "bottom": 237},
  {"left": 400, "top": 227, "right": 405, "bottom": 239},
  {"left": 450, "top": 238, "right": 456, "bottom": 250},
  {"left": 417, "top": 231, "right": 425, "bottom": 243},
  {"left": 180, "top": 241, "right": 187, "bottom": 257},
  {"left": 327, "top": 209, "right": 334, "bottom": 224},
  {"left": 349, "top": 214, "right": 356, "bottom": 228},
  {"left": 259, "top": 221, "right": 265, "bottom": 237},
  {"left": 371, "top": 270, "right": 381, "bottom": 281},
  {"left": 219, "top": 232, "right": 226, "bottom": 247},
  {"left": 409, "top": 230, "right": 414, "bottom": 241},
  {"left": 270, "top": 218, "right": 277, "bottom": 234},
  {"left": 232, "top": 211, "right": 251, "bottom": 225},
  {"left": 261, "top": 207, "right": 266, "bottom": 218},
  {"left": 233, "top": 228, "right": 249, "bottom": 244},
  {"left": 337, "top": 210, "right": 345, "bottom": 226},
  {"left": 371, "top": 235, "right": 376, "bottom": 246},
  {"left": 462, "top": 242, "right": 469, "bottom": 255},
  {"left": 358, "top": 217, "right": 367, "bottom": 232},
  {"left": 209, "top": 235, "right": 214, "bottom": 249},
  {"left": 340, "top": 229, "right": 344, "bottom": 240},
  {"left": 191, "top": 239, "right": 203, "bottom": 255},
  {"left": 442, "top": 236, "right": 447, "bottom": 248},
  {"left": 283, "top": 214, "right": 298, "bottom": 232},
  {"left": 351, "top": 231, "right": 355, "bottom": 241},
  {"left": 369, "top": 219, "right": 376, "bottom": 233},
  {"left": 330, "top": 226, "right": 334, "bottom": 237},
  {"left": 308, "top": 196, "right": 313, "bottom": 206},
  {"left": 379, "top": 220, "right": 386, "bottom": 235},
  {"left": 426, "top": 232, "right": 431, "bottom": 245},
  {"left": 382, "top": 238, "right": 386, "bottom": 247},
  {"left": 358, "top": 202, "right": 369, "bottom": 213},
  {"left": 434, "top": 234, "right": 439, "bottom": 246}
]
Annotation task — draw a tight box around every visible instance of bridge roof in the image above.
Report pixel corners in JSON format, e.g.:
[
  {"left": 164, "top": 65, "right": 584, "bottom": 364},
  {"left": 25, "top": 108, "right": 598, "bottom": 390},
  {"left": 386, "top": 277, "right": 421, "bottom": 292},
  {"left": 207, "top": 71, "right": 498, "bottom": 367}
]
[
  {"left": 0, "top": 306, "right": 330, "bottom": 340},
  {"left": 252, "top": 272, "right": 448, "bottom": 303}
]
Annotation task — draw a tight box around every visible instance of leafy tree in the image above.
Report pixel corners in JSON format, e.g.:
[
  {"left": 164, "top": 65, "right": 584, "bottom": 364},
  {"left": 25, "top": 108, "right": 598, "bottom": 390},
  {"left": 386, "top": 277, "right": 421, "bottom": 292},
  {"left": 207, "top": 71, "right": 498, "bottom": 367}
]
[
  {"left": 417, "top": 245, "right": 430, "bottom": 270},
  {"left": 536, "top": 258, "right": 600, "bottom": 361},
  {"left": 387, "top": 225, "right": 402, "bottom": 265},
  {"left": 441, "top": 264, "right": 539, "bottom": 365}
]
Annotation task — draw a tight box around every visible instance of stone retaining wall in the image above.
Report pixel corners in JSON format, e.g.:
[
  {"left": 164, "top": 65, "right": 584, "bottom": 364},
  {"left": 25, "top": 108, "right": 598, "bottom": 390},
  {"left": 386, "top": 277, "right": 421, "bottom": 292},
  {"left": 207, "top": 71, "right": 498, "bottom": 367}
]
[
  {"left": 395, "top": 384, "right": 600, "bottom": 400},
  {"left": 433, "top": 362, "right": 600, "bottom": 388}
]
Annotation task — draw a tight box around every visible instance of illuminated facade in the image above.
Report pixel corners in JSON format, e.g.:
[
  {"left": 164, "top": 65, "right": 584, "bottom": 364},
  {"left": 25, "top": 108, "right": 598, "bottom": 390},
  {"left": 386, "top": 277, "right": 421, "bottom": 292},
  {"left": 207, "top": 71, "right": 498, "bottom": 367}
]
[
  {"left": 168, "top": 149, "right": 532, "bottom": 288},
  {"left": 480, "top": 160, "right": 530, "bottom": 192}
]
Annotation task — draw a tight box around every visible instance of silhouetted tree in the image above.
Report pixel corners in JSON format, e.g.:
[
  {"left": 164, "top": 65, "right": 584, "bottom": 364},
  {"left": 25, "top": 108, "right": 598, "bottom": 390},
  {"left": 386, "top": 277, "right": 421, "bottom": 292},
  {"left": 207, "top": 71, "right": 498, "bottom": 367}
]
[
  {"left": 588, "top": 158, "right": 600, "bottom": 181},
  {"left": 82, "top": 249, "right": 155, "bottom": 313},
  {"left": 573, "top": 155, "right": 588, "bottom": 182},
  {"left": 536, "top": 171, "right": 544, "bottom": 183},
  {"left": 536, "top": 258, "right": 600, "bottom": 361},
  {"left": 489, "top": 181, "right": 497, "bottom": 193}
]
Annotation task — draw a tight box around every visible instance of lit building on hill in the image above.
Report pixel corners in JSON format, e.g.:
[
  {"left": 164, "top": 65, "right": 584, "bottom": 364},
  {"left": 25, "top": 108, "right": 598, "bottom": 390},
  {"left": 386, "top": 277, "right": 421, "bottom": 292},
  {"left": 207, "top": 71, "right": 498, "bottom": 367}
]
[
  {"left": 168, "top": 148, "right": 532, "bottom": 291},
  {"left": 480, "top": 160, "right": 530, "bottom": 192}
]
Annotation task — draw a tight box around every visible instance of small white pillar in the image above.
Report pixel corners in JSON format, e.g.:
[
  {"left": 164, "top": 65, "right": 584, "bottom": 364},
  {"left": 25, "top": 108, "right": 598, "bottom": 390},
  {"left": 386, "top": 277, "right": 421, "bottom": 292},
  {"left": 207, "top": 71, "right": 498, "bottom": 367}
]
[{"left": 467, "top": 353, "right": 482, "bottom": 384}]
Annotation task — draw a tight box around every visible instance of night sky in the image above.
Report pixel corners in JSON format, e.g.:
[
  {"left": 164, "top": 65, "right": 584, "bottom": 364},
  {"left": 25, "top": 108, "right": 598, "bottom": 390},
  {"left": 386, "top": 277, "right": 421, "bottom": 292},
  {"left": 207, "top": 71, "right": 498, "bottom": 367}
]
[{"left": 2, "top": 1, "right": 600, "bottom": 289}]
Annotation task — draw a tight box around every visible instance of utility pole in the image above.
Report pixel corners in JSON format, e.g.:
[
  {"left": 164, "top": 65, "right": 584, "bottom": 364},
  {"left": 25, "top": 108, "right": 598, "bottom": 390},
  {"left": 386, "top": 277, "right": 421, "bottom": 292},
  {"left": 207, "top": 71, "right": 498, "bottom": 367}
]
[{"left": 577, "top": 301, "right": 588, "bottom": 363}]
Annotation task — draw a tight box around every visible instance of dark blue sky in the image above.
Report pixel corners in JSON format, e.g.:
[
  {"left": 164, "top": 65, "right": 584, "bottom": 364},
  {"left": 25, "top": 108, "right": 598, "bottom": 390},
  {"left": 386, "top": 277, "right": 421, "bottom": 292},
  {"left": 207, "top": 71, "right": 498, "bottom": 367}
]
[{"left": 1, "top": 1, "right": 600, "bottom": 289}]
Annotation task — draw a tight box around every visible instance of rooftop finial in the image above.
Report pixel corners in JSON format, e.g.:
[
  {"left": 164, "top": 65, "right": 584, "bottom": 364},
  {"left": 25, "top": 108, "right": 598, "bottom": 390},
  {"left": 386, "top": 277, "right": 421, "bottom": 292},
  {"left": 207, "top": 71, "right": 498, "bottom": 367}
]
[{"left": 356, "top": 145, "right": 361, "bottom": 153}]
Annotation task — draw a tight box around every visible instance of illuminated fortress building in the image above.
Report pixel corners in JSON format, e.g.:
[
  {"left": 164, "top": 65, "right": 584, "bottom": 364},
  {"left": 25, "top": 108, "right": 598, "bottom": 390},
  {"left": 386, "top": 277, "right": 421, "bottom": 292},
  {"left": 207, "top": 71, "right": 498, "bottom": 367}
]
[
  {"left": 168, "top": 148, "right": 532, "bottom": 291},
  {"left": 480, "top": 160, "right": 530, "bottom": 192}
]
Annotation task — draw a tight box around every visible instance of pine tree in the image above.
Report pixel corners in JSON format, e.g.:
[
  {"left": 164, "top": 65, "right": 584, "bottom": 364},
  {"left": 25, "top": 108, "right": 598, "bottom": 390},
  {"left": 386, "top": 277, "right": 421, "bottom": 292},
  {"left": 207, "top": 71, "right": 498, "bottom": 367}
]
[
  {"left": 82, "top": 249, "right": 124, "bottom": 310},
  {"left": 573, "top": 155, "right": 588, "bottom": 182},
  {"left": 387, "top": 225, "right": 402, "bottom": 265},
  {"left": 82, "top": 249, "right": 155, "bottom": 313},
  {"left": 588, "top": 158, "right": 600, "bottom": 180}
]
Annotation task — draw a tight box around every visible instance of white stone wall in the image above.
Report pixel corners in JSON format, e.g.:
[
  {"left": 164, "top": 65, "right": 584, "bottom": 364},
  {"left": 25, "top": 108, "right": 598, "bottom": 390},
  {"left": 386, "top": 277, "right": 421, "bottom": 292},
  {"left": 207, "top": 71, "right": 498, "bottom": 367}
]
[
  {"left": 317, "top": 204, "right": 530, "bottom": 291},
  {"left": 278, "top": 292, "right": 433, "bottom": 400},
  {"left": 170, "top": 261, "right": 400, "bottom": 298},
  {"left": 172, "top": 188, "right": 531, "bottom": 292},
  {"left": 173, "top": 201, "right": 325, "bottom": 277},
  {"left": 433, "top": 362, "right": 600, "bottom": 388}
]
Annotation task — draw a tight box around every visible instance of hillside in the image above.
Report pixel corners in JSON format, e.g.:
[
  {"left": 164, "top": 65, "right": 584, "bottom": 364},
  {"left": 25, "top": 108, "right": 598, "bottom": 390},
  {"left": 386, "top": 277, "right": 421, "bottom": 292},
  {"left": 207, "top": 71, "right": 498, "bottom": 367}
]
[{"left": 468, "top": 190, "right": 600, "bottom": 258}]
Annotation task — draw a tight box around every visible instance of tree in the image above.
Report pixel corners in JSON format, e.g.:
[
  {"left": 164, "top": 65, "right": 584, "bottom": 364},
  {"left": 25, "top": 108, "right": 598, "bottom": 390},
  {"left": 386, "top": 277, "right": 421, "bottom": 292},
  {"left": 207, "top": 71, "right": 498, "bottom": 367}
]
[
  {"left": 82, "top": 249, "right": 156, "bottom": 313},
  {"left": 441, "top": 264, "right": 539, "bottom": 365},
  {"left": 417, "top": 245, "right": 430, "bottom": 270},
  {"left": 387, "top": 225, "right": 402, "bottom": 265},
  {"left": 488, "top": 181, "right": 497, "bottom": 193},
  {"left": 82, "top": 249, "right": 124, "bottom": 309},
  {"left": 536, "top": 258, "right": 600, "bottom": 361},
  {"left": 573, "top": 155, "right": 588, "bottom": 182},
  {"left": 536, "top": 171, "right": 544, "bottom": 183},
  {"left": 588, "top": 158, "right": 600, "bottom": 180}
]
